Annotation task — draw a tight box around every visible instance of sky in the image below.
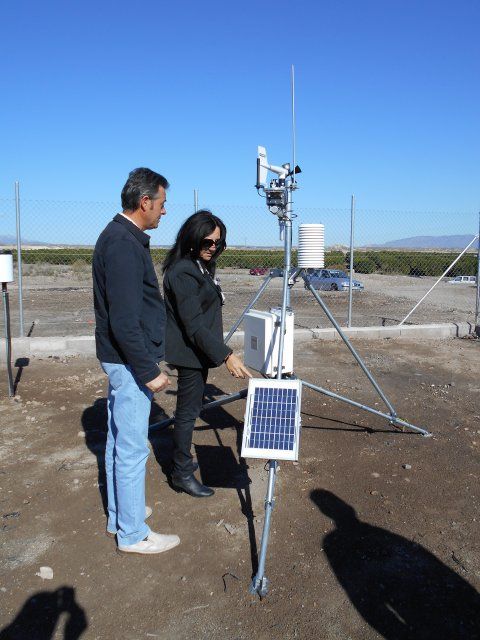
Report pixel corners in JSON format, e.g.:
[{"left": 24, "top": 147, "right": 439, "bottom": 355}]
[{"left": 0, "top": 0, "right": 479, "bottom": 246}]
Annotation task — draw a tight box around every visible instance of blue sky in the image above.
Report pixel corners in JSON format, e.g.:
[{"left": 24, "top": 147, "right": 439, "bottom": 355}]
[{"left": 0, "top": 0, "right": 479, "bottom": 246}]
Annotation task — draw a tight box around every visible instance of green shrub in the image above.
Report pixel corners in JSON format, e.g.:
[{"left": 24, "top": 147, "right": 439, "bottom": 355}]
[{"left": 353, "top": 257, "right": 377, "bottom": 273}]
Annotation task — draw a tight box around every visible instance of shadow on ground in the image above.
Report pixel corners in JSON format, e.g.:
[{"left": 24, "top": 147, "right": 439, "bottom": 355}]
[
  {"left": 311, "top": 489, "right": 480, "bottom": 640},
  {"left": 0, "top": 586, "right": 87, "bottom": 640}
]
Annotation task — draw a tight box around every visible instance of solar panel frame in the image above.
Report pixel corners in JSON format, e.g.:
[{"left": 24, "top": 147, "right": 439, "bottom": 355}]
[{"left": 241, "top": 378, "right": 302, "bottom": 461}]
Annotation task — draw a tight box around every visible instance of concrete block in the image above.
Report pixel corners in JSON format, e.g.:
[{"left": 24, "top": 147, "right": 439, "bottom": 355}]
[
  {"left": 453, "top": 322, "right": 475, "bottom": 337},
  {"left": 1, "top": 322, "right": 474, "bottom": 363},
  {"left": 311, "top": 328, "right": 338, "bottom": 341},
  {"left": 65, "top": 336, "right": 96, "bottom": 355},
  {"left": 294, "top": 329, "right": 317, "bottom": 344},
  {"left": 377, "top": 327, "right": 402, "bottom": 339},
  {"left": 399, "top": 324, "right": 453, "bottom": 339},
  {"left": 347, "top": 327, "right": 382, "bottom": 340},
  {"left": 0, "top": 337, "right": 30, "bottom": 363},
  {"left": 31, "top": 337, "right": 68, "bottom": 354}
]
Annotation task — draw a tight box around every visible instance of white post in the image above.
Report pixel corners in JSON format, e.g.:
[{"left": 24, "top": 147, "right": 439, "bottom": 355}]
[{"left": 475, "top": 212, "right": 480, "bottom": 330}]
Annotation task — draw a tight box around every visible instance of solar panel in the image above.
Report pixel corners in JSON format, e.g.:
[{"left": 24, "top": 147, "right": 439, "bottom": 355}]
[{"left": 241, "top": 379, "right": 302, "bottom": 461}]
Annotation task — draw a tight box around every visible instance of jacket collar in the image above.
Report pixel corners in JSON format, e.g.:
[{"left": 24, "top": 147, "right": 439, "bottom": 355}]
[
  {"left": 113, "top": 213, "right": 150, "bottom": 247},
  {"left": 195, "top": 259, "right": 224, "bottom": 302}
]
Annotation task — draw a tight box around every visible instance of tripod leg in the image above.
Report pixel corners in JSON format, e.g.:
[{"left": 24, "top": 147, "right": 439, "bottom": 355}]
[
  {"left": 225, "top": 274, "right": 273, "bottom": 344},
  {"left": 301, "top": 380, "right": 431, "bottom": 436},
  {"left": 249, "top": 460, "right": 278, "bottom": 597},
  {"left": 304, "top": 276, "right": 396, "bottom": 417},
  {"left": 148, "top": 388, "right": 249, "bottom": 432}
]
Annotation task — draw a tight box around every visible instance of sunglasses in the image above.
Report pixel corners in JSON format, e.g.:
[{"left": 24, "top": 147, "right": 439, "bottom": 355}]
[{"left": 200, "top": 238, "right": 222, "bottom": 250}]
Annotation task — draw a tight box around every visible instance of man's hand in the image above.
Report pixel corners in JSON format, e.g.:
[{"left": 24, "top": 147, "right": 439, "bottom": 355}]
[
  {"left": 225, "top": 353, "right": 253, "bottom": 379},
  {"left": 145, "top": 372, "right": 171, "bottom": 393}
]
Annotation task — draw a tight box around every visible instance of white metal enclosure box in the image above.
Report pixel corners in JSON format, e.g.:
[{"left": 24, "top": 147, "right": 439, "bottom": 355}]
[{"left": 243, "top": 308, "right": 294, "bottom": 377}]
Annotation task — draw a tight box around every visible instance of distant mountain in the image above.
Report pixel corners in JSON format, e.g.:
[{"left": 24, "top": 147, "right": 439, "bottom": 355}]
[
  {"left": 0, "top": 235, "right": 18, "bottom": 244},
  {"left": 380, "top": 235, "right": 478, "bottom": 250},
  {"left": 0, "top": 235, "right": 49, "bottom": 246}
]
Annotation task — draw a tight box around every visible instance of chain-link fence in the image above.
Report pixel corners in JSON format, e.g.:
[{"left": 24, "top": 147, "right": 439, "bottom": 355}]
[{"left": 0, "top": 196, "right": 478, "bottom": 337}]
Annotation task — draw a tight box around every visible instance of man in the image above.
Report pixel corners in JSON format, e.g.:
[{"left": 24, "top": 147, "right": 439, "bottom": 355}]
[{"left": 93, "top": 167, "right": 179, "bottom": 555}]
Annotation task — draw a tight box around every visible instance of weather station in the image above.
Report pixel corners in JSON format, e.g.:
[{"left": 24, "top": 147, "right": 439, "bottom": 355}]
[{"left": 150, "top": 66, "right": 431, "bottom": 599}]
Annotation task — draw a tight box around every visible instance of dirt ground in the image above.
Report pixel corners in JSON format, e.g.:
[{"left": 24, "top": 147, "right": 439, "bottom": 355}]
[
  {"left": 1, "top": 270, "right": 478, "bottom": 337},
  {"left": 1, "top": 336, "right": 479, "bottom": 639}
]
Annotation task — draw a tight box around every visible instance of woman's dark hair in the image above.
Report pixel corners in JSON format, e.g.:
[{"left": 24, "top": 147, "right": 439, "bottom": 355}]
[{"left": 163, "top": 210, "right": 227, "bottom": 274}]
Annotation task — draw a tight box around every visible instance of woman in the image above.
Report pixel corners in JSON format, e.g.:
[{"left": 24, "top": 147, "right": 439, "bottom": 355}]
[{"left": 163, "top": 210, "right": 251, "bottom": 497}]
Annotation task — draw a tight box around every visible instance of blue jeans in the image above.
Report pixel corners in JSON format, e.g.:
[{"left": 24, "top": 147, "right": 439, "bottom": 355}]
[{"left": 101, "top": 362, "right": 153, "bottom": 546}]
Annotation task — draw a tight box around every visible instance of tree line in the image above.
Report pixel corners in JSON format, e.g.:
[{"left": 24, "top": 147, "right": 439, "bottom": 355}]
[{"left": 8, "top": 248, "right": 478, "bottom": 276}]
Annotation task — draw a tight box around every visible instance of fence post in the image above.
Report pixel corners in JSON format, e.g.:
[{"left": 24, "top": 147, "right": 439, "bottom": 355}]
[
  {"left": 475, "top": 211, "right": 480, "bottom": 332},
  {"left": 347, "top": 194, "right": 355, "bottom": 327},
  {"left": 15, "top": 181, "right": 24, "bottom": 337}
]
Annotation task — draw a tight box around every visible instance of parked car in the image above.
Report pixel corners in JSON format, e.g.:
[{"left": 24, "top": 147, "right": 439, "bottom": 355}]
[
  {"left": 249, "top": 267, "right": 269, "bottom": 276},
  {"left": 448, "top": 275, "right": 477, "bottom": 284},
  {"left": 304, "top": 269, "right": 364, "bottom": 292}
]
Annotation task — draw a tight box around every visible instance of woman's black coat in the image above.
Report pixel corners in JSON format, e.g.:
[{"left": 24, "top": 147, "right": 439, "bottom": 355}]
[{"left": 163, "top": 257, "right": 232, "bottom": 369}]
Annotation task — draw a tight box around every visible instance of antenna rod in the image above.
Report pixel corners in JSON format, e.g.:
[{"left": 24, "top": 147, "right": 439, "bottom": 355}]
[{"left": 291, "top": 64, "right": 296, "bottom": 185}]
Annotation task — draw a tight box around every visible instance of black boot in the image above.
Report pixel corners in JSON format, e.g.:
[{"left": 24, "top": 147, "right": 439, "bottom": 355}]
[{"left": 171, "top": 474, "right": 214, "bottom": 498}]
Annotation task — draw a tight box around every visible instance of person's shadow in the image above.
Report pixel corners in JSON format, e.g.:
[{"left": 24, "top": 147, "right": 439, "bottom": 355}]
[
  {"left": 311, "top": 490, "right": 480, "bottom": 639},
  {"left": 0, "top": 586, "right": 87, "bottom": 639},
  {"left": 193, "top": 382, "right": 258, "bottom": 576}
]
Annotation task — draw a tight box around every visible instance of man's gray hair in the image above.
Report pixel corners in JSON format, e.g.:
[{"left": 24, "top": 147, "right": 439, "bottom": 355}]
[{"left": 121, "top": 168, "right": 169, "bottom": 211}]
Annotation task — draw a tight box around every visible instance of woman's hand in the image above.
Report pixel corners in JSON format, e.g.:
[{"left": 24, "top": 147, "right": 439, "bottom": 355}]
[{"left": 225, "top": 353, "right": 253, "bottom": 379}]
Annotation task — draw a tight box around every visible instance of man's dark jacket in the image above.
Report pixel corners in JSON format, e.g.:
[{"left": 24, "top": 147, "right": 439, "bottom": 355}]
[
  {"left": 93, "top": 214, "right": 165, "bottom": 384},
  {"left": 163, "top": 257, "right": 231, "bottom": 369}
]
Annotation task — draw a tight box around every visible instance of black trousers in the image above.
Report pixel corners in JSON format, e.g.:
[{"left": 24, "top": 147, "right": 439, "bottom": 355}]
[{"left": 172, "top": 366, "right": 208, "bottom": 479}]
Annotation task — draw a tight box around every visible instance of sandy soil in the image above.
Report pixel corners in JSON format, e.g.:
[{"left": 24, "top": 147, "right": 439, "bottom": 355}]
[
  {"left": 1, "top": 336, "right": 479, "bottom": 639},
  {"left": 1, "top": 271, "right": 478, "bottom": 337}
]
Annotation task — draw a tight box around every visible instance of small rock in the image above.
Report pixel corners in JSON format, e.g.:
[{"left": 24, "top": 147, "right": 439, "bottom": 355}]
[
  {"left": 77, "top": 432, "right": 86, "bottom": 438},
  {"left": 60, "top": 406, "right": 66, "bottom": 411},
  {"left": 370, "top": 490, "right": 379, "bottom": 496},
  {"left": 181, "top": 576, "right": 187, "bottom": 582},
  {"left": 224, "top": 523, "right": 236, "bottom": 535},
  {"left": 371, "top": 472, "right": 380, "bottom": 478},
  {"left": 36, "top": 567, "right": 53, "bottom": 580},
  {"left": 402, "top": 464, "right": 412, "bottom": 470}
]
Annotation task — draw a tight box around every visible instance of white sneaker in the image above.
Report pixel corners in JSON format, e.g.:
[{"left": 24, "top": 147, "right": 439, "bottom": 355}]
[
  {"left": 117, "top": 531, "right": 180, "bottom": 555},
  {"left": 105, "top": 506, "right": 153, "bottom": 538}
]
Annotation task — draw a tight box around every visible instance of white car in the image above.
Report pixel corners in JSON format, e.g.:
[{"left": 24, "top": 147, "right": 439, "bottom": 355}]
[{"left": 448, "top": 275, "right": 477, "bottom": 284}]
